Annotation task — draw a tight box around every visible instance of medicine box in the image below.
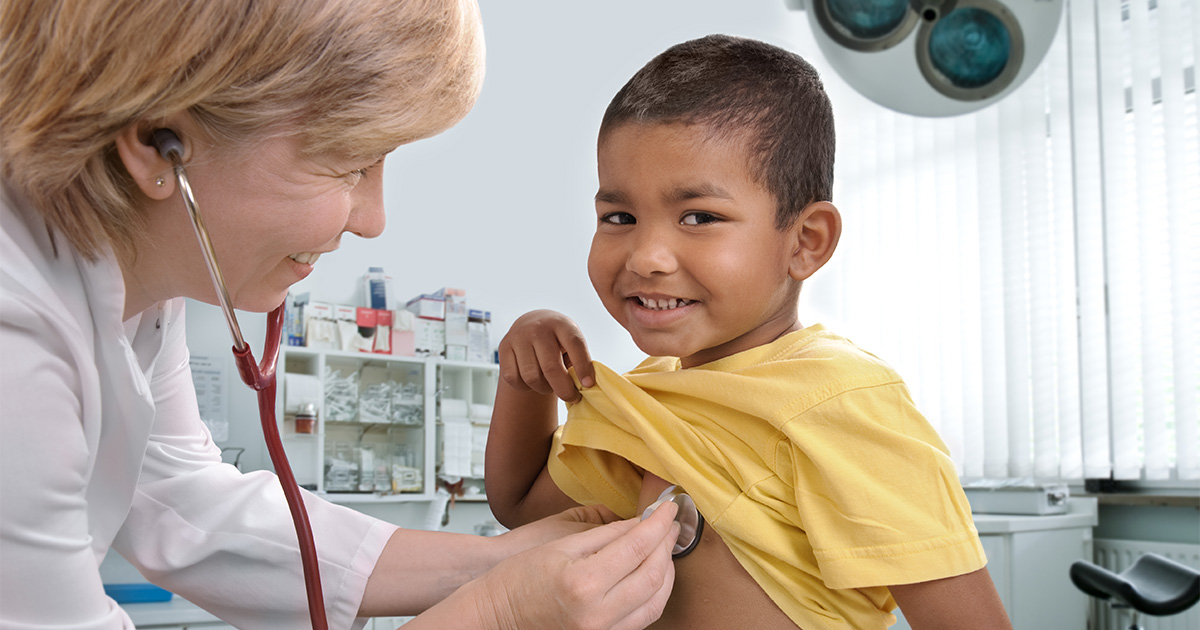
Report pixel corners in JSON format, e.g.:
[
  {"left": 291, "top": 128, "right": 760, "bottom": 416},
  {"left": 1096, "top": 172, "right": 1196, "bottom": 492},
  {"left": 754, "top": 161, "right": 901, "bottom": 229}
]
[
  {"left": 445, "top": 303, "right": 469, "bottom": 347},
  {"left": 304, "top": 301, "right": 337, "bottom": 350},
  {"left": 413, "top": 317, "right": 445, "bottom": 357},
  {"left": 391, "top": 309, "right": 416, "bottom": 357},
  {"left": 406, "top": 294, "right": 445, "bottom": 321}
]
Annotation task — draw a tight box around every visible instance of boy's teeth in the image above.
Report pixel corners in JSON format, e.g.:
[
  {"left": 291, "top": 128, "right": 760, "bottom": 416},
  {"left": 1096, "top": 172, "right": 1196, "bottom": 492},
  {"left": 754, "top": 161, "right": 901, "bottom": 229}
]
[
  {"left": 289, "top": 252, "right": 321, "bottom": 265},
  {"left": 638, "top": 297, "right": 691, "bottom": 310}
]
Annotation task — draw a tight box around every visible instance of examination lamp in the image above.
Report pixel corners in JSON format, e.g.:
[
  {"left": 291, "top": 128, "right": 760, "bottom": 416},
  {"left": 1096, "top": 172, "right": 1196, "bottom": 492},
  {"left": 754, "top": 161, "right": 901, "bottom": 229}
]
[{"left": 787, "top": 0, "right": 1064, "bottom": 117}]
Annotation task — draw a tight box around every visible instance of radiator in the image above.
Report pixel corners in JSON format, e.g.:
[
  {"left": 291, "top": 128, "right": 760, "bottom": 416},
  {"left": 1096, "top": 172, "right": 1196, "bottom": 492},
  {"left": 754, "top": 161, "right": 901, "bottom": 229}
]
[{"left": 1089, "top": 539, "right": 1200, "bottom": 630}]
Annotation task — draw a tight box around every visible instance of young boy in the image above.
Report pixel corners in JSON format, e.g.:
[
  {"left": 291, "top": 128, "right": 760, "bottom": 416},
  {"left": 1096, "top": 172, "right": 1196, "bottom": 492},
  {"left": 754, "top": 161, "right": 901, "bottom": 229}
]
[{"left": 485, "top": 35, "right": 1011, "bottom": 629}]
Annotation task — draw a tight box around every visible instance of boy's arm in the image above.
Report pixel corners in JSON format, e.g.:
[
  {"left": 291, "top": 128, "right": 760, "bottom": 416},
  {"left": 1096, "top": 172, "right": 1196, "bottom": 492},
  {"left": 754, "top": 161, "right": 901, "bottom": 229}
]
[
  {"left": 485, "top": 378, "right": 579, "bottom": 528},
  {"left": 484, "top": 310, "right": 597, "bottom": 529},
  {"left": 889, "top": 567, "right": 1013, "bottom": 630}
]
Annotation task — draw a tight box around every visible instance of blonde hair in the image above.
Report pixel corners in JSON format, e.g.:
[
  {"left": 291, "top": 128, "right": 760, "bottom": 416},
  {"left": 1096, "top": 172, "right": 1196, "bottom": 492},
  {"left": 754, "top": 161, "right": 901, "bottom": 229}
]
[{"left": 1, "top": 0, "right": 485, "bottom": 260}]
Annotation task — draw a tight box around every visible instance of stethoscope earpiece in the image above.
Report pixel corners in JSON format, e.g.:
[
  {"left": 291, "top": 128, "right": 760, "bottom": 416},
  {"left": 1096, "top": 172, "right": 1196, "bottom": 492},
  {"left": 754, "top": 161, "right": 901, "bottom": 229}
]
[{"left": 150, "top": 128, "right": 184, "bottom": 162}]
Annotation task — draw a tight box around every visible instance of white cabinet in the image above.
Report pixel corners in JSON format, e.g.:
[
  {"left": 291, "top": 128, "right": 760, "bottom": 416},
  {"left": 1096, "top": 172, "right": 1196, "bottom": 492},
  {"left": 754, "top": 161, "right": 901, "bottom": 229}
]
[{"left": 277, "top": 347, "right": 497, "bottom": 503}]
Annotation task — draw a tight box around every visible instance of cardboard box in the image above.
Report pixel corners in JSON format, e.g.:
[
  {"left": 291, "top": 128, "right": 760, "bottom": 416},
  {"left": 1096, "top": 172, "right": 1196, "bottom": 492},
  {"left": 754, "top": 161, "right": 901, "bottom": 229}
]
[
  {"left": 445, "top": 344, "right": 467, "bottom": 362},
  {"left": 467, "top": 321, "right": 491, "bottom": 363},
  {"left": 373, "top": 309, "right": 392, "bottom": 354},
  {"left": 445, "top": 305, "right": 469, "bottom": 347},
  {"left": 390, "top": 310, "right": 416, "bottom": 357},
  {"left": 413, "top": 317, "right": 445, "bottom": 357},
  {"left": 406, "top": 294, "right": 445, "bottom": 321},
  {"left": 304, "top": 301, "right": 337, "bottom": 350},
  {"left": 336, "top": 304, "right": 361, "bottom": 352}
]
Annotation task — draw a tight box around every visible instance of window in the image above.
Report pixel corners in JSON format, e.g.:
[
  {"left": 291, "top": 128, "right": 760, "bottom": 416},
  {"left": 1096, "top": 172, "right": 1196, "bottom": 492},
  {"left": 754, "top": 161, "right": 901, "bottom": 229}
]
[{"left": 809, "top": 0, "right": 1198, "bottom": 482}]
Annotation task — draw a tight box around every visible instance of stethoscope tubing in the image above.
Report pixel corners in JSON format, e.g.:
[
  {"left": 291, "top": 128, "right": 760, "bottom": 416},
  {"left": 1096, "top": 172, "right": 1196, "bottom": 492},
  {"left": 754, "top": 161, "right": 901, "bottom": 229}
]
[
  {"left": 172, "top": 162, "right": 247, "bottom": 353},
  {"left": 154, "top": 129, "right": 328, "bottom": 630}
]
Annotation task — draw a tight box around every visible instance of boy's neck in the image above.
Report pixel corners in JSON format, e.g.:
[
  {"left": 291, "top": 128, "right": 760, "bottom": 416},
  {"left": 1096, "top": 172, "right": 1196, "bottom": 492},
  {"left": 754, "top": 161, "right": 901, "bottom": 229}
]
[{"left": 679, "top": 319, "right": 804, "bottom": 369}]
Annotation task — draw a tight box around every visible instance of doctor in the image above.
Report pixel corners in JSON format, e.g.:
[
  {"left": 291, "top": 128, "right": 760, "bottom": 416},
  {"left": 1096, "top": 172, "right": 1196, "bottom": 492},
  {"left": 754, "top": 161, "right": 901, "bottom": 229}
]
[{"left": 0, "top": 0, "right": 680, "bottom": 628}]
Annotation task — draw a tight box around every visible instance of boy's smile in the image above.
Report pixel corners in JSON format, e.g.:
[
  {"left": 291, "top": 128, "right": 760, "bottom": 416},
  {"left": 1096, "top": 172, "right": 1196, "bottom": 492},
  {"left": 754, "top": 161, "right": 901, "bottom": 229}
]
[{"left": 589, "top": 122, "right": 806, "bottom": 368}]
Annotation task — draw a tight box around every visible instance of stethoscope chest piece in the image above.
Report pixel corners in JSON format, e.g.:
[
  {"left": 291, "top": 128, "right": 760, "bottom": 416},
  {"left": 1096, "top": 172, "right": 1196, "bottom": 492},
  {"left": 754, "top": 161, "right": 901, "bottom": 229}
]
[{"left": 642, "top": 484, "right": 705, "bottom": 558}]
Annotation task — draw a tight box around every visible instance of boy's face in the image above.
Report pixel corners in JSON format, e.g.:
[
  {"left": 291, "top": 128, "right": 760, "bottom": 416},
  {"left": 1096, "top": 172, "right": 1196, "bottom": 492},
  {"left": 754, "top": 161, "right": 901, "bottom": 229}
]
[{"left": 589, "top": 122, "right": 803, "bottom": 368}]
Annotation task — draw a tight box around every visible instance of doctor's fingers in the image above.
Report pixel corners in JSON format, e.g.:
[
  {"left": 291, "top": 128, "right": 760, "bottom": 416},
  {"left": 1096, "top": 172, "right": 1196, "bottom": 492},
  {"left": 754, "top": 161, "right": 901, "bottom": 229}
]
[
  {"left": 598, "top": 518, "right": 678, "bottom": 630},
  {"left": 560, "top": 504, "right": 678, "bottom": 630}
]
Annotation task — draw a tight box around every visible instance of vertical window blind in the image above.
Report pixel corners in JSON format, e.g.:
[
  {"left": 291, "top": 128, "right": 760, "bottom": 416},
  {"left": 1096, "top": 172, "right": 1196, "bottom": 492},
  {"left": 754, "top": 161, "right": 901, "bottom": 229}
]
[{"left": 814, "top": 0, "right": 1198, "bottom": 482}]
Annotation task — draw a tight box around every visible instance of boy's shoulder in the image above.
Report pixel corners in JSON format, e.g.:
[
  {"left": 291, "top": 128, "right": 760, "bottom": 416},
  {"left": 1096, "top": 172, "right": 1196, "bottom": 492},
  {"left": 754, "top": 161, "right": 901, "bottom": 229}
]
[
  {"left": 629, "top": 325, "right": 906, "bottom": 393},
  {"left": 775, "top": 325, "right": 899, "bottom": 378}
]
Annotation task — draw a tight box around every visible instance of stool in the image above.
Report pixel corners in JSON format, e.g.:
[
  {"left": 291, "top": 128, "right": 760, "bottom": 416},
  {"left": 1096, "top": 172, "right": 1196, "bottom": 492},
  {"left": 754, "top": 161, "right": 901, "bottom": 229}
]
[{"left": 1070, "top": 553, "right": 1200, "bottom": 630}]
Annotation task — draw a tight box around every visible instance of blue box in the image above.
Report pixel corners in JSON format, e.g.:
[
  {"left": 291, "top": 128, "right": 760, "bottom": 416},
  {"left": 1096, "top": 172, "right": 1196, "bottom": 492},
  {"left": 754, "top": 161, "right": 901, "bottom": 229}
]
[{"left": 103, "top": 583, "right": 173, "bottom": 603}]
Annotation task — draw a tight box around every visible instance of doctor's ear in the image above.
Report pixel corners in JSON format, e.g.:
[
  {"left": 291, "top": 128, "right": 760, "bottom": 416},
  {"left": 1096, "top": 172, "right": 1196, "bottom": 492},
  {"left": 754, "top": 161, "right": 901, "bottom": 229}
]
[
  {"left": 115, "top": 122, "right": 189, "bottom": 201},
  {"left": 787, "top": 201, "right": 841, "bottom": 283}
]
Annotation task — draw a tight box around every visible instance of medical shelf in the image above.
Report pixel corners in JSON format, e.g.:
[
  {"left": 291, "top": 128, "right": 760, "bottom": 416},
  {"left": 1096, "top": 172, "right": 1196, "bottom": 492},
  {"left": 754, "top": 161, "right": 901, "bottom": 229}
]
[{"left": 277, "top": 346, "right": 497, "bottom": 504}]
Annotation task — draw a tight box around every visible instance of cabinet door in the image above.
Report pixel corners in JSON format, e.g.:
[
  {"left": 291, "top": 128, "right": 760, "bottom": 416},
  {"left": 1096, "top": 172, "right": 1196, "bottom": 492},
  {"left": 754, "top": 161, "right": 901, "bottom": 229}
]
[
  {"left": 1006, "top": 528, "right": 1091, "bottom": 630},
  {"left": 979, "top": 534, "right": 1010, "bottom": 609}
]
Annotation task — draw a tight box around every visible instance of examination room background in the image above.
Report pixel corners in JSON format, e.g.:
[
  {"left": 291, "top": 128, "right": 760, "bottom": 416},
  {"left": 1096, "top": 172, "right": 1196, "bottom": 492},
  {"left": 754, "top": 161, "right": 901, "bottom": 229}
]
[{"left": 166, "top": 0, "right": 1199, "bottom": 619}]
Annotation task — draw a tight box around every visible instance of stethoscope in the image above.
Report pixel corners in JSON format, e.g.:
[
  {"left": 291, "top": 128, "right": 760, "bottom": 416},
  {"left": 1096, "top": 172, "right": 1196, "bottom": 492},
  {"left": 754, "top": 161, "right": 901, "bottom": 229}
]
[
  {"left": 643, "top": 485, "right": 705, "bottom": 558},
  {"left": 149, "top": 128, "right": 705, "bottom": 628},
  {"left": 151, "top": 129, "right": 329, "bottom": 630}
]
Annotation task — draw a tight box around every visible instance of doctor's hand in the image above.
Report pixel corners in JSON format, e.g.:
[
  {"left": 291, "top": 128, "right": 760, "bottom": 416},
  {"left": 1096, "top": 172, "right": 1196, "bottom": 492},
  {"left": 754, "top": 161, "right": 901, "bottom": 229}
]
[
  {"left": 498, "top": 309, "right": 595, "bottom": 403},
  {"left": 497, "top": 503, "right": 627, "bottom": 550},
  {"left": 471, "top": 501, "right": 680, "bottom": 630}
]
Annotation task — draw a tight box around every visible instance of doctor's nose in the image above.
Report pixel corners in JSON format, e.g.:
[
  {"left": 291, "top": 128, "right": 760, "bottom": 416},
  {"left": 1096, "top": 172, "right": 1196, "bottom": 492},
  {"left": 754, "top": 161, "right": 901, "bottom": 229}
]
[{"left": 345, "top": 184, "right": 386, "bottom": 239}]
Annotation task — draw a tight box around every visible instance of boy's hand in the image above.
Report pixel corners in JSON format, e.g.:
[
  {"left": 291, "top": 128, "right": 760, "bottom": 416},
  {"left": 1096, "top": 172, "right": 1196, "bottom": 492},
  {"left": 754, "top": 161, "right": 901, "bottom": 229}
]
[{"left": 498, "top": 309, "right": 596, "bottom": 403}]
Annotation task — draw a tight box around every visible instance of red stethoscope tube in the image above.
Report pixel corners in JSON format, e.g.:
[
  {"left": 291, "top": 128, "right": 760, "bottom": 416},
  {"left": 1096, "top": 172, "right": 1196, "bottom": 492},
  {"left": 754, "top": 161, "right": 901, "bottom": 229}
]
[
  {"left": 233, "top": 305, "right": 328, "bottom": 630},
  {"left": 153, "top": 129, "right": 328, "bottom": 629}
]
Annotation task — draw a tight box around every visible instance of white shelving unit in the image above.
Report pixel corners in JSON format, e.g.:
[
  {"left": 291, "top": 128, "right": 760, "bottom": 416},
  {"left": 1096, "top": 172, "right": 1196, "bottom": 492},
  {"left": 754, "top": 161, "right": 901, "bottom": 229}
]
[
  {"left": 277, "top": 346, "right": 497, "bottom": 504},
  {"left": 435, "top": 360, "right": 500, "bottom": 501}
]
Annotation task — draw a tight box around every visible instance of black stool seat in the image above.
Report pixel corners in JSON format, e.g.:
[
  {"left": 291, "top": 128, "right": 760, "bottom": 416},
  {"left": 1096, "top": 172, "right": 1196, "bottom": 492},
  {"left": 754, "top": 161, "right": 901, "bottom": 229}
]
[{"left": 1070, "top": 553, "right": 1200, "bottom": 616}]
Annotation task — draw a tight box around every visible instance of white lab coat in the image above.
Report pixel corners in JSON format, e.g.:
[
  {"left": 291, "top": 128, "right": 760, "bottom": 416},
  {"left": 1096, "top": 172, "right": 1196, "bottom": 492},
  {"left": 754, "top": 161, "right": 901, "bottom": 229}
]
[{"left": 0, "top": 186, "right": 398, "bottom": 629}]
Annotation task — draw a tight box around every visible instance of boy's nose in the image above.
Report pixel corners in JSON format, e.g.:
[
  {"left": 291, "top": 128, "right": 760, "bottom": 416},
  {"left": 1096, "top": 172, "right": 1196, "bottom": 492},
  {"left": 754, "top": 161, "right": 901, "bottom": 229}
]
[{"left": 625, "top": 231, "right": 678, "bottom": 277}]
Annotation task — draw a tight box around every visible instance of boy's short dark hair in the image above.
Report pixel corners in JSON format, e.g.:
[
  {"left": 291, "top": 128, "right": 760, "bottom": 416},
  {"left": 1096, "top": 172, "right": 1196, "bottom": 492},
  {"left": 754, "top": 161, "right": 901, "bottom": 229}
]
[{"left": 599, "top": 34, "right": 835, "bottom": 229}]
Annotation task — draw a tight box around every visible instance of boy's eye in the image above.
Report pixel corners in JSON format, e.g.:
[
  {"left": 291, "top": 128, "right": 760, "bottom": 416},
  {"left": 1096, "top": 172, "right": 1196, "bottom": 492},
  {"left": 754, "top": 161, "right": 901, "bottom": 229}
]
[
  {"left": 601, "top": 212, "right": 636, "bottom": 225},
  {"left": 681, "top": 212, "right": 719, "bottom": 226}
]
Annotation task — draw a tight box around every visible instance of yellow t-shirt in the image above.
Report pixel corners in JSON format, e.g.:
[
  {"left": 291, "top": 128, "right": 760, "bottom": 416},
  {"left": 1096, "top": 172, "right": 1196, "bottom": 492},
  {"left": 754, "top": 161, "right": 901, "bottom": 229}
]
[{"left": 549, "top": 325, "right": 986, "bottom": 630}]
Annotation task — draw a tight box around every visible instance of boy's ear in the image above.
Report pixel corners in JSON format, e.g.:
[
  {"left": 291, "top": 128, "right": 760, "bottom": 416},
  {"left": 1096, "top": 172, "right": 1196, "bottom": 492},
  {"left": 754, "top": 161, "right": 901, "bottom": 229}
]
[
  {"left": 114, "top": 114, "right": 193, "bottom": 201},
  {"left": 787, "top": 201, "right": 841, "bottom": 282}
]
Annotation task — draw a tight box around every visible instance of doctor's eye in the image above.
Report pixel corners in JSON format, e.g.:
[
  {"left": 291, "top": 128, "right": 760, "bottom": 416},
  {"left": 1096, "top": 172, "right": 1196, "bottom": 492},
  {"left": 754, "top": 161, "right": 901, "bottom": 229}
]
[
  {"left": 600, "top": 212, "right": 636, "bottom": 225},
  {"left": 344, "top": 157, "right": 384, "bottom": 183},
  {"left": 681, "top": 211, "right": 720, "bottom": 226}
]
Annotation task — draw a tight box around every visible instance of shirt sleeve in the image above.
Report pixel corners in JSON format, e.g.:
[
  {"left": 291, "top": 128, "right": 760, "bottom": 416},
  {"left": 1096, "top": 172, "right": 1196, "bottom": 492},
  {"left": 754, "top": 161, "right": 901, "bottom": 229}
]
[
  {"left": 110, "top": 300, "right": 398, "bottom": 630},
  {"left": 782, "top": 381, "right": 986, "bottom": 589},
  {"left": 0, "top": 294, "right": 130, "bottom": 629}
]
